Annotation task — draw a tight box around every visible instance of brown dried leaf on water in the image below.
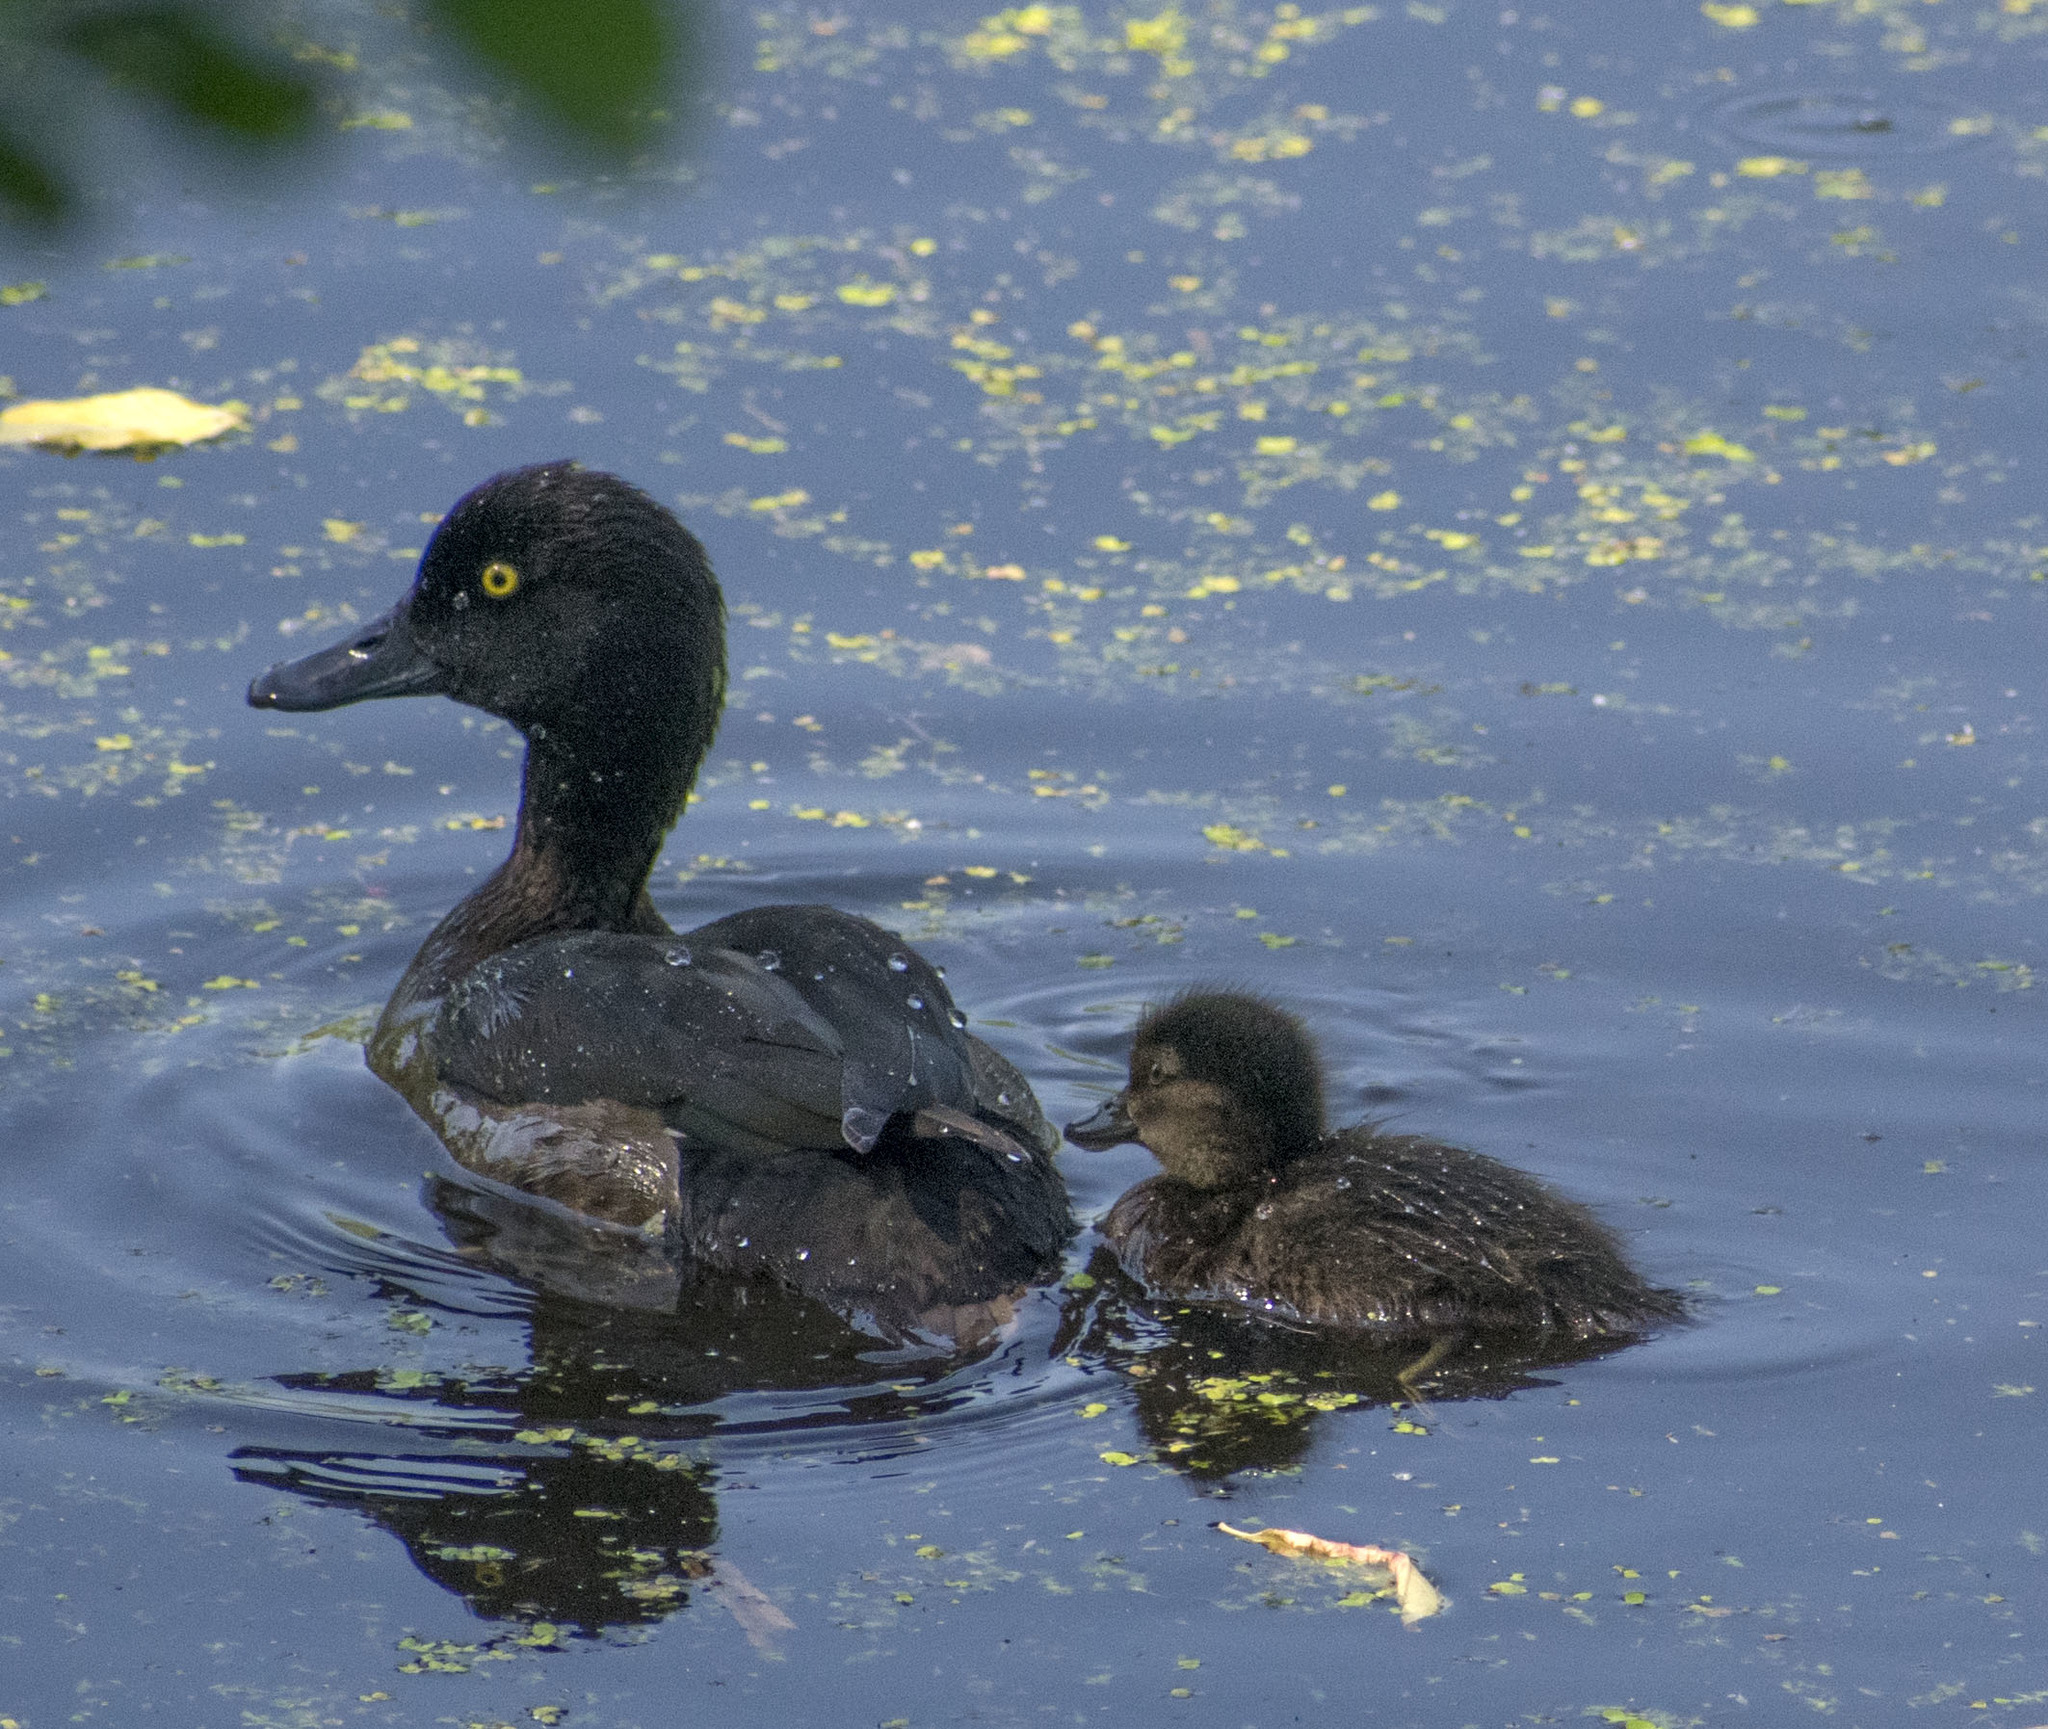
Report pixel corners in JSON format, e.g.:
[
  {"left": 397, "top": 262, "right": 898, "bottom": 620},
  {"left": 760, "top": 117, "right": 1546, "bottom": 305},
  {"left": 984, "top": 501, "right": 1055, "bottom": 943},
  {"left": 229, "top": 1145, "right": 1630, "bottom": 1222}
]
[
  {"left": 0, "top": 387, "right": 246, "bottom": 452},
  {"left": 708, "top": 1557, "right": 796, "bottom": 1649},
  {"left": 1217, "top": 1522, "right": 1444, "bottom": 1624}
]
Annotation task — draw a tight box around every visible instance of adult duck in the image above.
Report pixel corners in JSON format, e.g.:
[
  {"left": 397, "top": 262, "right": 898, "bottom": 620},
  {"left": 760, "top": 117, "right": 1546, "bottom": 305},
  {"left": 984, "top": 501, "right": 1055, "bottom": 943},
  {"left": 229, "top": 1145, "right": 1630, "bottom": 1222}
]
[
  {"left": 250, "top": 462, "right": 1070, "bottom": 1319},
  {"left": 1065, "top": 990, "right": 1680, "bottom": 1340}
]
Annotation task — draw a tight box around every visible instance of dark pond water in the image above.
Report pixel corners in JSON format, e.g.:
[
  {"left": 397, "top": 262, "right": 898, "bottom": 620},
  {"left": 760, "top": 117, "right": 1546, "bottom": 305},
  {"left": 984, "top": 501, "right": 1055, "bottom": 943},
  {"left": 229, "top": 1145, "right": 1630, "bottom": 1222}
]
[{"left": 5, "top": 1, "right": 2048, "bottom": 1722}]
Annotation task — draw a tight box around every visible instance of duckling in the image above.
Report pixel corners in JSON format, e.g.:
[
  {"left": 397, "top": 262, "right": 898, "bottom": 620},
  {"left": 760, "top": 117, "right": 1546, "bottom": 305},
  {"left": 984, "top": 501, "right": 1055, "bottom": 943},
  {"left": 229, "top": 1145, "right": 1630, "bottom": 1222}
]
[
  {"left": 249, "top": 463, "right": 1069, "bottom": 1318},
  {"left": 1065, "top": 991, "right": 1680, "bottom": 1339}
]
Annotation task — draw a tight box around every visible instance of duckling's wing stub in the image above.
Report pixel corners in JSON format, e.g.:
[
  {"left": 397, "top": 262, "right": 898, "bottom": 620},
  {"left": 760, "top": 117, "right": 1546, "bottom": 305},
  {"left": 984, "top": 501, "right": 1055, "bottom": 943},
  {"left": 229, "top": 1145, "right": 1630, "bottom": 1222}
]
[
  {"left": 687, "top": 905, "right": 983, "bottom": 1145},
  {"left": 246, "top": 602, "right": 447, "bottom": 711},
  {"left": 436, "top": 933, "right": 848, "bottom": 1155}
]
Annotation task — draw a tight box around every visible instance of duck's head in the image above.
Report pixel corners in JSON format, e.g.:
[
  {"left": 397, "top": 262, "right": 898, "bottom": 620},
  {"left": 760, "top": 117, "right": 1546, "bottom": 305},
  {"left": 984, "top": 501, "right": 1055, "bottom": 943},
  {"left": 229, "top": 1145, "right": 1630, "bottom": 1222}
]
[
  {"left": 248, "top": 462, "right": 726, "bottom": 767},
  {"left": 1064, "top": 990, "right": 1327, "bottom": 1188}
]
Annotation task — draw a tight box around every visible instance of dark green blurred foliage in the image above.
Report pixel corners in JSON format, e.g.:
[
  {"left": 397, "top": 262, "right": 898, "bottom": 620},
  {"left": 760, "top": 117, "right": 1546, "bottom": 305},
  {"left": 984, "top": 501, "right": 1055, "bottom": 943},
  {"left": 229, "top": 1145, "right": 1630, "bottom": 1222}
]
[
  {"left": 0, "top": 125, "right": 68, "bottom": 223},
  {"left": 60, "top": 6, "right": 318, "bottom": 140},
  {"left": 0, "top": 0, "right": 696, "bottom": 228},
  {"left": 429, "top": 0, "right": 683, "bottom": 155}
]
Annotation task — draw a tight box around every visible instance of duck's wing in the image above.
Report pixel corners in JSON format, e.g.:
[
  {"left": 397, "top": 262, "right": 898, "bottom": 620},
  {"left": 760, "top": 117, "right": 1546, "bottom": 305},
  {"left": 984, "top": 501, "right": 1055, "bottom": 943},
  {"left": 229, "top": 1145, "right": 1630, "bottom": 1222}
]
[
  {"left": 963, "top": 1032, "right": 1060, "bottom": 1155},
  {"left": 685, "top": 905, "right": 988, "bottom": 1151},
  {"left": 435, "top": 931, "right": 849, "bottom": 1155}
]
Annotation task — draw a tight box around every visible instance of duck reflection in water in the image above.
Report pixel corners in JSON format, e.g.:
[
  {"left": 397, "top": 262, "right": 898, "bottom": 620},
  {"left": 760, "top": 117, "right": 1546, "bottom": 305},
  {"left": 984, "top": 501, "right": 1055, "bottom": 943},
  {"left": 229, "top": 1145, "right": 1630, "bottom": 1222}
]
[
  {"left": 246, "top": 463, "right": 1070, "bottom": 1338},
  {"left": 1055, "top": 1248, "right": 1665, "bottom": 1483},
  {"left": 234, "top": 1204, "right": 1033, "bottom": 1638},
  {"left": 1063, "top": 990, "right": 1682, "bottom": 1455}
]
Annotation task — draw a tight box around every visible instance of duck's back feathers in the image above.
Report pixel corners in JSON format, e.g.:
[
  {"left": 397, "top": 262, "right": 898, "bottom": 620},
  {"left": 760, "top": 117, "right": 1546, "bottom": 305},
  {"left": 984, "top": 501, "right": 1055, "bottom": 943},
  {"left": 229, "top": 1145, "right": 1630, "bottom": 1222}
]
[
  {"left": 686, "top": 904, "right": 983, "bottom": 1148},
  {"left": 677, "top": 1123, "right": 1072, "bottom": 1318},
  {"left": 418, "top": 905, "right": 1072, "bottom": 1312},
  {"left": 431, "top": 905, "right": 1054, "bottom": 1163},
  {"left": 1104, "top": 1125, "right": 1681, "bottom": 1338},
  {"left": 436, "top": 931, "right": 847, "bottom": 1156}
]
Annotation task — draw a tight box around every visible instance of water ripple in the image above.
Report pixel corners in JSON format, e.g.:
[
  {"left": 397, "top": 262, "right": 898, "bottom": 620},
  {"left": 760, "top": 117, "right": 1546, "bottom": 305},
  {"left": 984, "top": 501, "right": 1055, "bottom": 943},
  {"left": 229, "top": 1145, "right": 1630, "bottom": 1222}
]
[{"left": 1706, "top": 90, "right": 1990, "bottom": 158}]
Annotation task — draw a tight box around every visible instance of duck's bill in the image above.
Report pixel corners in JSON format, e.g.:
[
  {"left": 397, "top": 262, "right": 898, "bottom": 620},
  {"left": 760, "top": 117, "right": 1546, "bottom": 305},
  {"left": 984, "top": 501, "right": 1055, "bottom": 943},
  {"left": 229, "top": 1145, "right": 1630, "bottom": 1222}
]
[
  {"left": 246, "top": 603, "right": 448, "bottom": 711},
  {"left": 1062, "top": 1094, "right": 1136, "bottom": 1151}
]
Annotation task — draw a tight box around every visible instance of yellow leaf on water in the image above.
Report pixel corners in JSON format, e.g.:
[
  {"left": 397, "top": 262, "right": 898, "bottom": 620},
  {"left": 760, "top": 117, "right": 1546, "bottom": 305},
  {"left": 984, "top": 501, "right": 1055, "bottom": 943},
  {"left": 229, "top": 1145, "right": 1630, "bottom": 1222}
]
[
  {"left": 0, "top": 387, "right": 246, "bottom": 453},
  {"left": 1203, "top": 823, "right": 1266, "bottom": 852},
  {"left": 1218, "top": 1523, "right": 1444, "bottom": 1624},
  {"left": 1683, "top": 430, "right": 1754, "bottom": 462},
  {"left": 1814, "top": 167, "right": 1873, "bottom": 200}
]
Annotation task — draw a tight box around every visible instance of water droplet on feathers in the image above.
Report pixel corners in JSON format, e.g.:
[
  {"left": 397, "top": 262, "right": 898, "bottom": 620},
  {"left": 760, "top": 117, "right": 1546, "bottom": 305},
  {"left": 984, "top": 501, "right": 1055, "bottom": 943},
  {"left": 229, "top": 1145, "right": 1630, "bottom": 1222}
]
[
  {"left": 887, "top": 953, "right": 910, "bottom": 973},
  {"left": 665, "top": 946, "right": 692, "bottom": 967}
]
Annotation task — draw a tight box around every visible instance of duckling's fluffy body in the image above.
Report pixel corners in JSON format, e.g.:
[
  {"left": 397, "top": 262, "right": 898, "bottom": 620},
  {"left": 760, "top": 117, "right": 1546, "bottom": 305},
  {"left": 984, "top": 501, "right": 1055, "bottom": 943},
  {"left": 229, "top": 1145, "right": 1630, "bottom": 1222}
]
[
  {"left": 1067, "top": 992, "right": 1679, "bottom": 1338},
  {"left": 250, "top": 464, "right": 1069, "bottom": 1319}
]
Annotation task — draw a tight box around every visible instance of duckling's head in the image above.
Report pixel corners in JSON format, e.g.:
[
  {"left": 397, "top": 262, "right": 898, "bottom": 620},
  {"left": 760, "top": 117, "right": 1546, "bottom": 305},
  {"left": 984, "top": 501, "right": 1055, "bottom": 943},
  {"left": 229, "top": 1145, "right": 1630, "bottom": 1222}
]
[
  {"left": 1064, "top": 990, "right": 1327, "bottom": 1189},
  {"left": 250, "top": 462, "right": 726, "bottom": 763}
]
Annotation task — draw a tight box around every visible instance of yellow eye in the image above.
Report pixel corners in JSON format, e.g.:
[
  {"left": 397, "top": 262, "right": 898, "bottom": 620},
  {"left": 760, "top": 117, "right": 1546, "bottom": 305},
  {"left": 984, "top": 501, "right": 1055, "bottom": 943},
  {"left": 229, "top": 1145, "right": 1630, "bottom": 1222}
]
[{"left": 480, "top": 560, "right": 520, "bottom": 600}]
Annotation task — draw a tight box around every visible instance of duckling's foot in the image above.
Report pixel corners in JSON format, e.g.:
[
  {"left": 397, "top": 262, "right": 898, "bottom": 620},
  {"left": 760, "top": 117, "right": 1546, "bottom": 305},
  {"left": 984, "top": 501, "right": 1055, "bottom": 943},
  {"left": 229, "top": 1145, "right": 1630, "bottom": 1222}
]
[
  {"left": 1395, "top": 1330, "right": 1465, "bottom": 1406},
  {"left": 910, "top": 1290, "right": 1022, "bottom": 1352}
]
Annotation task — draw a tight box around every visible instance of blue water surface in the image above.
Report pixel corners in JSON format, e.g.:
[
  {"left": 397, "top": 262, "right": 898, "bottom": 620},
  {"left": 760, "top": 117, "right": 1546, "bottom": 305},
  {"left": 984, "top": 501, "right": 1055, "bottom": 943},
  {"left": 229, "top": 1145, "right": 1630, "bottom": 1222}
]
[{"left": 4, "top": 1, "right": 2047, "bottom": 1723}]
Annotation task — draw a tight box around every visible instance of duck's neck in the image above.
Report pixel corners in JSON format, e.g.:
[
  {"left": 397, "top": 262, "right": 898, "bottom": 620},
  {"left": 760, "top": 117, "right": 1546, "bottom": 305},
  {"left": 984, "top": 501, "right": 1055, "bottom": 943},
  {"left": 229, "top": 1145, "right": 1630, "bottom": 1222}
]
[{"left": 385, "top": 727, "right": 690, "bottom": 1016}]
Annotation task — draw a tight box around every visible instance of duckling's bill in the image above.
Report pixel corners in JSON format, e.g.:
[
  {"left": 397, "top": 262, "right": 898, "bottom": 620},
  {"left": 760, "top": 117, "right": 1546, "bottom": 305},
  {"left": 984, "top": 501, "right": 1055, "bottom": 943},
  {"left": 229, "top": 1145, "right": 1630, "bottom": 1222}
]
[
  {"left": 1064, "top": 1094, "right": 1137, "bottom": 1150},
  {"left": 248, "top": 600, "right": 448, "bottom": 712}
]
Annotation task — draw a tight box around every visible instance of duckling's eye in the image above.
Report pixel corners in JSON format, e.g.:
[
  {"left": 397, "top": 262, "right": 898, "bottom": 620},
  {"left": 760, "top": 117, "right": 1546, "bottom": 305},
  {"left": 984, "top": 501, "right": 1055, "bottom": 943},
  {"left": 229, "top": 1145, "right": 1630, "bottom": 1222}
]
[
  {"left": 1147, "top": 1061, "right": 1165, "bottom": 1085},
  {"left": 479, "top": 561, "right": 520, "bottom": 600}
]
